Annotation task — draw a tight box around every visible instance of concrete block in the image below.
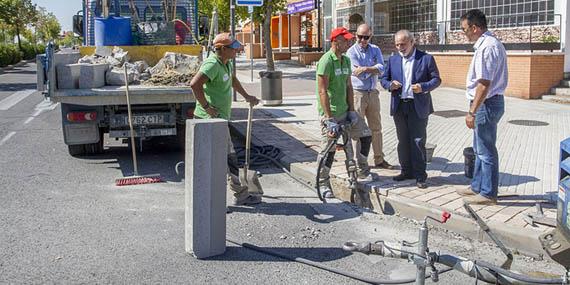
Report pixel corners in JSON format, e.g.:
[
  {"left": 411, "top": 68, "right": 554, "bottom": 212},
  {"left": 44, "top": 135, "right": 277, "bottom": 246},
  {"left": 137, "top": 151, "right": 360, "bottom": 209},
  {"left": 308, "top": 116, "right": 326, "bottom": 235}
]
[
  {"left": 79, "top": 63, "right": 108, "bottom": 89},
  {"left": 185, "top": 119, "right": 228, "bottom": 259},
  {"left": 36, "top": 54, "right": 45, "bottom": 91},
  {"left": 56, "top": 63, "right": 82, "bottom": 89},
  {"left": 54, "top": 52, "right": 81, "bottom": 68}
]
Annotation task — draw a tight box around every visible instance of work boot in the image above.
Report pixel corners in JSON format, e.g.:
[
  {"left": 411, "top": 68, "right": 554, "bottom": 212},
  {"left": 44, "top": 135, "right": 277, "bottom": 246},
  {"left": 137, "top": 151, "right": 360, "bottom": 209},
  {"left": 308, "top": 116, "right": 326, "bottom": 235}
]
[
  {"left": 463, "top": 194, "right": 497, "bottom": 205},
  {"left": 357, "top": 169, "right": 374, "bottom": 182},
  {"left": 232, "top": 194, "right": 262, "bottom": 206},
  {"left": 456, "top": 186, "right": 477, "bottom": 196}
]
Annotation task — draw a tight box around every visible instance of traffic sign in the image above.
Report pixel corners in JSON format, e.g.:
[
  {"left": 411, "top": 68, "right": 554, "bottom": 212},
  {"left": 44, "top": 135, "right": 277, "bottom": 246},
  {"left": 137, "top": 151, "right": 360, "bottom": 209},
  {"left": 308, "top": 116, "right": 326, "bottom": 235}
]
[{"left": 236, "top": 0, "right": 263, "bottom": 6}]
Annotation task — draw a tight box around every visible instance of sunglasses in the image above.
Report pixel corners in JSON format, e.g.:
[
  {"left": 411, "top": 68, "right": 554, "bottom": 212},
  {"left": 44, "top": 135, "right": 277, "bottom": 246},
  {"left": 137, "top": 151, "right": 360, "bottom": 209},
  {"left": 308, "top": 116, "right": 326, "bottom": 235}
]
[{"left": 357, "top": 35, "right": 370, "bottom": 40}]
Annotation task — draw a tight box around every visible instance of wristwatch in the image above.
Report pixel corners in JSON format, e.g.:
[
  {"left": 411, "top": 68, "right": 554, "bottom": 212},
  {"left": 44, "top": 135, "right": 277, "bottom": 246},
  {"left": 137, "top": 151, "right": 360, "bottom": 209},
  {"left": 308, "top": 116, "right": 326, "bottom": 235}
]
[{"left": 468, "top": 110, "right": 476, "bottom": 117}]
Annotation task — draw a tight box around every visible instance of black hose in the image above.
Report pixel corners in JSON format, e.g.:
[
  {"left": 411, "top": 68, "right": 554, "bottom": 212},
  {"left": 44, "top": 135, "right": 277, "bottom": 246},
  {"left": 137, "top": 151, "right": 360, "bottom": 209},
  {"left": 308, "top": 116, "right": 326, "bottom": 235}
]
[
  {"left": 315, "top": 139, "right": 337, "bottom": 202},
  {"left": 475, "top": 260, "right": 566, "bottom": 284},
  {"left": 226, "top": 238, "right": 453, "bottom": 285}
]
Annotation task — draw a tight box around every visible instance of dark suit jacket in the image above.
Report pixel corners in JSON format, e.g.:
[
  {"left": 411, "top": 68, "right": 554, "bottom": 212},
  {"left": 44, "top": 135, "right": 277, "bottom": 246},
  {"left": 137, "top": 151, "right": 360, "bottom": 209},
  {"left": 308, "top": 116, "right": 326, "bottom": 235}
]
[{"left": 380, "top": 49, "right": 441, "bottom": 119}]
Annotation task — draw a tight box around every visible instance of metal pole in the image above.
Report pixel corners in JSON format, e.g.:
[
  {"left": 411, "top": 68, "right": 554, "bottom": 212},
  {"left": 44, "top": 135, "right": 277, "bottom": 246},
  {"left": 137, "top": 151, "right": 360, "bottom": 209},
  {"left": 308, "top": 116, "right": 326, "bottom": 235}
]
[
  {"left": 317, "top": 0, "right": 321, "bottom": 50},
  {"left": 288, "top": 14, "right": 292, "bottom": 53},
  {"left": 250, "top": 7, "right": 254, "bottom": 82},
  {"left": 231, "top": 0, "right": 237, "bottom": 101},
  {"left": 415, "top": 221, "right": 428, "bottom": 285}
]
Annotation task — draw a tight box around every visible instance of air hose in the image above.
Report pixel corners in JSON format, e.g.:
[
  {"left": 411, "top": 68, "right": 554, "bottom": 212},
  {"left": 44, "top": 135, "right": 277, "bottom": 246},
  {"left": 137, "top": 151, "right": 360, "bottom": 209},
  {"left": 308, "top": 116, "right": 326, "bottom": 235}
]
[
  {"left": 475, "top": 260, "right": 566, "bottom": 284},
  {"left": 226, "top": 238, "right": 453, "bottom": 285}
]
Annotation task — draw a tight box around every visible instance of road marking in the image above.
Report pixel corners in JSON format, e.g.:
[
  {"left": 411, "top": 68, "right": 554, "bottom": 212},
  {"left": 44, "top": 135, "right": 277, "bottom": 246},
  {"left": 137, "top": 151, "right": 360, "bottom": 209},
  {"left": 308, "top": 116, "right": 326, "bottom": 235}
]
[
  {"left": 0, "top": 131, "right": 16, "bottom": 146},
  {"left": 24, "top": 100, "right": 58, "bottom": 125},
  {"left": 0, "top": 89, "right": 35, "bottom": 110}
]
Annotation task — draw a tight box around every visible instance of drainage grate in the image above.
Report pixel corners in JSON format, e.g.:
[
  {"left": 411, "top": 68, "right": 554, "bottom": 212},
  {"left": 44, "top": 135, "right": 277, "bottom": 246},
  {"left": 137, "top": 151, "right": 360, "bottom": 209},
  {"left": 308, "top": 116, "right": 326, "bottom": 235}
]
[
  {"left": 433, "top": 110, "right": 467, "bottom": 118},
  {"left": 508, "top": 120, "right": 549, "bottom": 126}
]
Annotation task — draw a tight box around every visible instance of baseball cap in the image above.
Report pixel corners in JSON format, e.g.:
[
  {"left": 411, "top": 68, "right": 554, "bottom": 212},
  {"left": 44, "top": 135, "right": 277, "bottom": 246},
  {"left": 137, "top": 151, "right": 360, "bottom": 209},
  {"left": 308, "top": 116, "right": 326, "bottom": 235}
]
[
  {"left": 330, "top": 27, "right": 354, "bottom": 41},
  {"left": 213, "top": 33, "right": 243, "bottom": 49}
]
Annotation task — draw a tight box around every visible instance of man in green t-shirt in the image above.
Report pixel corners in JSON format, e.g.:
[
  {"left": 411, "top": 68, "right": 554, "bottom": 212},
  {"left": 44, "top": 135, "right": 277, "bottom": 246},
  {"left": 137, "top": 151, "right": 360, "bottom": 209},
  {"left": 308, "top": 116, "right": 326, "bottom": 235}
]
[
  {"left": 190, "top": 33, "right": 261, "bottom": 206},
  {"left": 316, "top": 27, "right": 375, "bottom": 198}
]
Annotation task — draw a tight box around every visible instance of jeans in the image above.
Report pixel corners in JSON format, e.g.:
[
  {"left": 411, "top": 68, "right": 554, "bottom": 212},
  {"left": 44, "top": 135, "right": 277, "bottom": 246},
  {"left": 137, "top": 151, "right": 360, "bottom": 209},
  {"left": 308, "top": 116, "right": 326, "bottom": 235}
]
[{"left": 471, "top": 95, "right": 505, "bottom": 198}]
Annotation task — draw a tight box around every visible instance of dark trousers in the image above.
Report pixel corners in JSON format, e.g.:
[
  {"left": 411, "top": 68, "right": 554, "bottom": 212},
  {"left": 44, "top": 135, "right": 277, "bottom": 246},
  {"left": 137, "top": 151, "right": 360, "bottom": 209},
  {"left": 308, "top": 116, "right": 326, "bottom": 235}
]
[{"left": 393, "top": 100, "right": 428, "bottom": 181}]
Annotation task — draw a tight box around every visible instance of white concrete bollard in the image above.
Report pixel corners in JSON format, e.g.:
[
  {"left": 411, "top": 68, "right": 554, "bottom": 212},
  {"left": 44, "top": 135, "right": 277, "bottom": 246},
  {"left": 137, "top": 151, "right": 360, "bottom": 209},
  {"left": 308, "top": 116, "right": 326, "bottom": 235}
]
[{"left": 185, "top": 119, "right": 228, "bottom": 259}]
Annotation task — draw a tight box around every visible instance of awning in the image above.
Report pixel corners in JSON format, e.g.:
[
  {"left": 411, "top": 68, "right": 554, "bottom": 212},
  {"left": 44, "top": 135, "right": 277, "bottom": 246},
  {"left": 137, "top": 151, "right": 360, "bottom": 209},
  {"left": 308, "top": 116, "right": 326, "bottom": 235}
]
[{"left": 287, "top": 0, "right": 315, "bottom": 14}]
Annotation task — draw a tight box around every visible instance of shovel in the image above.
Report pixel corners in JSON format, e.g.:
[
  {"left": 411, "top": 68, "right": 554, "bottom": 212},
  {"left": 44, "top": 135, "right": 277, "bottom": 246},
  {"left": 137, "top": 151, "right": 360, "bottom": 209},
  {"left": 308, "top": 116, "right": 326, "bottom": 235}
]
[{"left": 239, "top": 103, "right": 263, "bottom": 196}]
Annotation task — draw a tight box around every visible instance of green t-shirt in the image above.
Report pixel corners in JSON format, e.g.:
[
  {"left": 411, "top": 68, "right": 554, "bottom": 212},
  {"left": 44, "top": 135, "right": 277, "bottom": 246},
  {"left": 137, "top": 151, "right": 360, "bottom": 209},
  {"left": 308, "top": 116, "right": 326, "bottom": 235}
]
[
  {"left": 316, "top": 50, "right": 352, "bottom": 117},
  {"left": 193, "top": 54, "right": 233, "bottom": 120}
]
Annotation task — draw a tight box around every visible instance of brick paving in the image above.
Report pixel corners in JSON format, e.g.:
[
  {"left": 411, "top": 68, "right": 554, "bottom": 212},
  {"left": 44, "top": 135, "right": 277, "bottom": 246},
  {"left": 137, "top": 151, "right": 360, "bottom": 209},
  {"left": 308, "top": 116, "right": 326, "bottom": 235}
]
[{"left": 232, "top": 57, "right": 570, "bottom": 237}]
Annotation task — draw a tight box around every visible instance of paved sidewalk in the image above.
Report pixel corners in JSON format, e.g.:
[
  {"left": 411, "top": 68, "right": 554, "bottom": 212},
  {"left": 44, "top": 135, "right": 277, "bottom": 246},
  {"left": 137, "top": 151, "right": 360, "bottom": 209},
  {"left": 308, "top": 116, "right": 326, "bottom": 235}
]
[{"left": 232, "top": 56, "right": 570, "bottom": 254}]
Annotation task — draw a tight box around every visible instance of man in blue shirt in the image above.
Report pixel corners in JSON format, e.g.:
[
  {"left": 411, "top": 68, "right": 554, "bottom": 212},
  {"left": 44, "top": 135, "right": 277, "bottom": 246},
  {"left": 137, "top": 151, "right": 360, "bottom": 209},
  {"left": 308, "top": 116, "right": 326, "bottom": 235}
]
[{"left": 347, "top": 24, "right": 394, "bottom": 170}]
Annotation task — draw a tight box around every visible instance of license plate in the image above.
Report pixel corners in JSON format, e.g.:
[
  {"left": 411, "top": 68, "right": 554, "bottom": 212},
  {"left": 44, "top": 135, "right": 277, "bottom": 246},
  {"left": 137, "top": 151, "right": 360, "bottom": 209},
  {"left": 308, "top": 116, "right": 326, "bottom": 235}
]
[{"left": 131, "top": 115, "right": 165, "bottom": 125}]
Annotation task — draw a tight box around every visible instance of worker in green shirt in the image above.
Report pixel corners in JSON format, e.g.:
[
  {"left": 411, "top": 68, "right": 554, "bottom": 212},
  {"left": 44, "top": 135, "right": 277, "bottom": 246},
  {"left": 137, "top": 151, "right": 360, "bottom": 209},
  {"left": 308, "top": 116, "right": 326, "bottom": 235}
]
[
  {"left": 316, "top": 27, "right": 375, "bottom": 198},
  {"left": 190, "top": 33, "right": 261, "bottom": 206}
]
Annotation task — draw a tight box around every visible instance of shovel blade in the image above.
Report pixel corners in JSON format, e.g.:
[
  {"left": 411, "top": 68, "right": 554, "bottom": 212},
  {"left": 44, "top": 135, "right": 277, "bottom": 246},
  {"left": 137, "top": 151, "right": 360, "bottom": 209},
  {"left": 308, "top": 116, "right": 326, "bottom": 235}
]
[{"left": 239, "top": 168, "right": 263, "bottom": 196}]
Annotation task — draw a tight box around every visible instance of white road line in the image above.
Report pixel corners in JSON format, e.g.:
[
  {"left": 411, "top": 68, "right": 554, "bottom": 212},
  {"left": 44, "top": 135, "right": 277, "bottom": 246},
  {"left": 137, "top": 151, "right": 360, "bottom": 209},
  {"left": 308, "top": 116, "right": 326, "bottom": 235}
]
[
  {"left": 0, "top": 131, "right": 16, "bottom": 146},
  {"left": 23, "top": 100, "right": 59, "bottom": 125},
  {"left": 0, "top": 89, "right": 35, "bottom": 110}
]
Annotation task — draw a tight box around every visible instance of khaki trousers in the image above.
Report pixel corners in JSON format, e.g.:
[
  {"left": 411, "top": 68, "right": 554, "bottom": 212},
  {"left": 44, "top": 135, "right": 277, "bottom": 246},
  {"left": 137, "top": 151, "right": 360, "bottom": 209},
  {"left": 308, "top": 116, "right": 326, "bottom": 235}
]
[{"left": 354, "top": 89, "right": 385, "bottom": 165}]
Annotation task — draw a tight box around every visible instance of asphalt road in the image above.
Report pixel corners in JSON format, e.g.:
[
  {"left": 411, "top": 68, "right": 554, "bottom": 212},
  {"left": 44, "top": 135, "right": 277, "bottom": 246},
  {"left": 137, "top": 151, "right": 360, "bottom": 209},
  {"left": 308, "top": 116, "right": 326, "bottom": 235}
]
[{"left": 0, "top": 62, "right": 565, "bottom": 284}]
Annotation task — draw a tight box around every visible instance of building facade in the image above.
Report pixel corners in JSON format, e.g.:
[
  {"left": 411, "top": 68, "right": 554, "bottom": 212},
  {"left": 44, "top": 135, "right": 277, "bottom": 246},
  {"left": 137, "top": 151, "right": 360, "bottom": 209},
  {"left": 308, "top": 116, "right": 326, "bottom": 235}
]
[{"left": 326, "top": 0, "right": 570, "bottom": 99}]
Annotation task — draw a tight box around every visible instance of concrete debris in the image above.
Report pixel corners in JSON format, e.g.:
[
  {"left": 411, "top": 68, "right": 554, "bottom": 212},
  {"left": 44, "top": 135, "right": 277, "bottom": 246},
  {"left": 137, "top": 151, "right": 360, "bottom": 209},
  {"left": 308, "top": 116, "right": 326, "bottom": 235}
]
[
  {"left": 133, "top": 61, "right": 149, "bottom": 73},
  {"left": 94, "top": 46, "right": 113, "bottom": 57},
  {"left": 104, "top": 56, "right": 121, "bottom": 66},
  {"left": 112, "top": 47, "right": 130, "bottom": 64},
  {"left": 143, "top": 69, "right": 193, "bottom": 86},
  {"left": 149, "top": 52, "right": 200, "bottom": 75},
  {"left": 105, "top": 65, "right": 136, "bottom": 86}
]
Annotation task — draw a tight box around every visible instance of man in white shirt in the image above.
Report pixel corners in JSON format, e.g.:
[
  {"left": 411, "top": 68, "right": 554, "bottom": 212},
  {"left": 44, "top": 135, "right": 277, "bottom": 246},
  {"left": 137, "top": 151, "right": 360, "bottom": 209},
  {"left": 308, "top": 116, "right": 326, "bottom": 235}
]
[{"left": 456, "top": 9, "right": 508, "bottom": 205}]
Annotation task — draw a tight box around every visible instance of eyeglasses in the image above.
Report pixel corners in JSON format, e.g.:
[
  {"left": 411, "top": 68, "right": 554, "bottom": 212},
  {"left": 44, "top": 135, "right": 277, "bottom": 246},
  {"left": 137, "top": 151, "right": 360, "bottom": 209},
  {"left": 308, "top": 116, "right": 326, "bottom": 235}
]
[{"left": 357, "top": 35, "right": 370, "bottom": 40}]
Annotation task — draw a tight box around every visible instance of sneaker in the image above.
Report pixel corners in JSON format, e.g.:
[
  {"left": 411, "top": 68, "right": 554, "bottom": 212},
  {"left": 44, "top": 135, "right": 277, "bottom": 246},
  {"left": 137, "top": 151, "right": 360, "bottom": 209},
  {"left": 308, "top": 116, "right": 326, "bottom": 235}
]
[
  {"left": 456, "top": 186, "right": 477, "bottom": 196},
  {"left": 232, "top": 194, "right": 262, "bottom": 206},
  {"left": 463, "top": 194, "right": 497, "bottom": 205},
  {"left": 375, "top": 160, "right": 395, "bottom": 170}
]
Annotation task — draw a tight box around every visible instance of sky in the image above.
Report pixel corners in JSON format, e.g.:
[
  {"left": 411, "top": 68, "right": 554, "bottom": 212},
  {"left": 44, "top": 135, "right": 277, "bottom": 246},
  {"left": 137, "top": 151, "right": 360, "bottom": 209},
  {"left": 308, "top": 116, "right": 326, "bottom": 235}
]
[{"left": 32, "top": 0, "right": 82, "bottom": 33}]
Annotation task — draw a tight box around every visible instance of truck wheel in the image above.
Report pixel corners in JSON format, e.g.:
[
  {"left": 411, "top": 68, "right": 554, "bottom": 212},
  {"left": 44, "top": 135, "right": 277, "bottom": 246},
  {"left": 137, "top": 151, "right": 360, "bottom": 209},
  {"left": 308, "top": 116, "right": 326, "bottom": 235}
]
[{"left": 68, "top": 144, "right": 87, "bottom": 156}]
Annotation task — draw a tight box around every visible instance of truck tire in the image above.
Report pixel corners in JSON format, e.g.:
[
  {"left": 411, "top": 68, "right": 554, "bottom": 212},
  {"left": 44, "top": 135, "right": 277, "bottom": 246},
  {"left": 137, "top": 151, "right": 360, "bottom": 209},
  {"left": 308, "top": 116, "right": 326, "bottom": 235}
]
[{"left": 68, "top": 130, "right": 104, "bottom": 157}]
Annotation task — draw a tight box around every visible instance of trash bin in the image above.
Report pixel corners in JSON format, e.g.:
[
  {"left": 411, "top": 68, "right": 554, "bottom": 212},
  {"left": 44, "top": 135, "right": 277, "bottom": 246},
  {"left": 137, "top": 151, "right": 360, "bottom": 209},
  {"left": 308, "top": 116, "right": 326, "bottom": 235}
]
[
  {"left": 463, "top": 147, "right": 475, "bottom": 178},
  {"left": 259, "top": 71, "right": 282, "bottom": 106}
]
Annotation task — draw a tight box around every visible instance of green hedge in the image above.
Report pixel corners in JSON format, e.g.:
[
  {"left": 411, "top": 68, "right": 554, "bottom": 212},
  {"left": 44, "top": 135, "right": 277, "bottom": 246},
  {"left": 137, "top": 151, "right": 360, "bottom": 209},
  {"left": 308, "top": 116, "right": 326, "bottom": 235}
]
[
  {"left": 0, "top": 44, "right": 22, "bottom": 67},
  {"left": 0, "top": 43, "right": 47, "bottom": 67}
]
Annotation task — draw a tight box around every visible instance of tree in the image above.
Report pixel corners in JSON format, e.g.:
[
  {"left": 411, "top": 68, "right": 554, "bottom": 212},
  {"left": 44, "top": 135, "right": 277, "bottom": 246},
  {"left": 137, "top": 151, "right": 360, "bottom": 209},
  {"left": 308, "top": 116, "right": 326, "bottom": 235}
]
[
  {"left": 0, "top": 0, "right": 38, "bottom": 50},
  {"left": 34, "top": 7, "right": 61, "bottom": 43}
]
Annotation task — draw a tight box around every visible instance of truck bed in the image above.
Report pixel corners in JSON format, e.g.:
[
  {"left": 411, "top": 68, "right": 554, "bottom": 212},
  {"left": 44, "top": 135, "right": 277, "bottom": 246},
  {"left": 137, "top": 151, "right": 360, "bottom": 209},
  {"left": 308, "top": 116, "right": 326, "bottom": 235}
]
[{"left": 52, "top": 85, "right": 195, "bottom": 106}]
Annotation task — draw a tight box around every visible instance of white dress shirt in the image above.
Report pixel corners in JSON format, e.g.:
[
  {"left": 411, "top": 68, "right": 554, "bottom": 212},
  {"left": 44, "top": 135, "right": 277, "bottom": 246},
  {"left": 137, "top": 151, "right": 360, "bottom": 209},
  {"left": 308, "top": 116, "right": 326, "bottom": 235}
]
[
  {"left": 466, "top": 31, "right": 508, "bottom": 100},
  {"left": 401, "top": 49, "right": 416, "bottom": 99}
]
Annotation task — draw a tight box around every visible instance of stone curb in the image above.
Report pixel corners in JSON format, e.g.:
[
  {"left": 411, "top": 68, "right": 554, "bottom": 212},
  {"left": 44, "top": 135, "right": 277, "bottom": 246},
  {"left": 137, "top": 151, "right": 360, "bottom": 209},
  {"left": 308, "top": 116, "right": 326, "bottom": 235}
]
[
  {"left": 229, "top": 122, "right": 548, "bottom": 257},
  {"left": 0, "top": 59, "right": 35, "bottom": 74}
]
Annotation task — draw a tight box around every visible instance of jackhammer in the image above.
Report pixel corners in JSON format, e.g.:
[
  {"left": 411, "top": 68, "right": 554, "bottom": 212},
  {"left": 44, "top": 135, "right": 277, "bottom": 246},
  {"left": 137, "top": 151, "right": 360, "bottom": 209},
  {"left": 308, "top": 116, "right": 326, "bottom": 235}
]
[{"left": 315, "top": 121, "right": 367, "bottom": 204}]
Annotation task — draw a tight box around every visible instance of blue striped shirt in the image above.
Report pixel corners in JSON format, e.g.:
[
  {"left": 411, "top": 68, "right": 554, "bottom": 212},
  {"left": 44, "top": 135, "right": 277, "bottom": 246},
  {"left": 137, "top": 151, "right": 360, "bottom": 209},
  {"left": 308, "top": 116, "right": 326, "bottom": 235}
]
[{"left": 346, "top": 43, "right": 384, "bottom": 91}]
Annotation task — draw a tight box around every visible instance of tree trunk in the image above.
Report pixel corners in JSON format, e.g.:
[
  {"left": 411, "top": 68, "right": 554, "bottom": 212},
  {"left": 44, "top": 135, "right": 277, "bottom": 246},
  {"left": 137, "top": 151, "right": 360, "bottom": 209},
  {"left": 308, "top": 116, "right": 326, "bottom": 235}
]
[
  {"left": 15, "top": 26, "right": 22, "bottom": 51},
  {"left": 263, "top": 0, "right": 275, "bottom": 72}
]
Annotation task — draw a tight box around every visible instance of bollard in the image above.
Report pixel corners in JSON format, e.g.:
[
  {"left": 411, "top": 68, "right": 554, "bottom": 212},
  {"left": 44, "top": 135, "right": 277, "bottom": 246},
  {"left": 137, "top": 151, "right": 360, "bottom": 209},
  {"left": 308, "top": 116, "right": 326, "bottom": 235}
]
[{"left": 185, "top": 119, "right": 228, "bottom": 258}]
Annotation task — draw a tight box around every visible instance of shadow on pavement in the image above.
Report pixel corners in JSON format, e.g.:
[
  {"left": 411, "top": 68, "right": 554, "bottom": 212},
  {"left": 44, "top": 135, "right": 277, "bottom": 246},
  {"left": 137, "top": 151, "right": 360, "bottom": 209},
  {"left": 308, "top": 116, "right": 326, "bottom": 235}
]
[
  {"left": 228, "top": 201, "right": 360, "bottom": 224},
  {"left": 0, "top": 83, "right": 37, "bottom": 91},
  {"left": 206, "top": 245, "right": 352, "bottom": 262}
]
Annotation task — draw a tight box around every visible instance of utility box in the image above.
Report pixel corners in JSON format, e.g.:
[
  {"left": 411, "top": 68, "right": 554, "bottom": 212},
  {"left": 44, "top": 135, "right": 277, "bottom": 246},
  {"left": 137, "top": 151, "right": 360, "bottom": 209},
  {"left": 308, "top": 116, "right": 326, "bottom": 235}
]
[
  {"left": 245, "top": 43, "right": 263, "bottom": 59},
  {"left": 539, "top": 137, "right": 570, "bottom": 268}
]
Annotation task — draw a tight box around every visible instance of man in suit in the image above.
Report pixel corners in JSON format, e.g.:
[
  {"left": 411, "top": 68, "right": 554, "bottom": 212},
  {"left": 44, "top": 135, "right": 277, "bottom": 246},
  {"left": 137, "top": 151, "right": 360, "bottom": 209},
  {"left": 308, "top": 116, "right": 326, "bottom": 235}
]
[{"left": 380, "top": 30, "right": 441, "bottom": 188}]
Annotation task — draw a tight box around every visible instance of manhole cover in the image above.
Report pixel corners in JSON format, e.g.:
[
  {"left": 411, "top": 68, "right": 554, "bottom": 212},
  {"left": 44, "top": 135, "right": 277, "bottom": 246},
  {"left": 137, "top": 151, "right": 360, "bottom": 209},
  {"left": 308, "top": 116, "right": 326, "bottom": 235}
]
[
  {"left": 508, "top": 120, "right": 549, "bottom": 126},
  {"left": 433, "top": 110, "right": 467, "bottom": 118}
]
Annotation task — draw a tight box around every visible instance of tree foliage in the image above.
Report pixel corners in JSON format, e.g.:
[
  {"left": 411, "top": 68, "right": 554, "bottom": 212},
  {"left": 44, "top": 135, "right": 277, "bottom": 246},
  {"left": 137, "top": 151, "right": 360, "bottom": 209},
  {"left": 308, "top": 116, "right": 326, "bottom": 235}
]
[
  {"left": 0, "top": 0, "right": 38, "bottom": 49},
  {"left": 35, "top": 7, "right": 61, "bottom": 43}
]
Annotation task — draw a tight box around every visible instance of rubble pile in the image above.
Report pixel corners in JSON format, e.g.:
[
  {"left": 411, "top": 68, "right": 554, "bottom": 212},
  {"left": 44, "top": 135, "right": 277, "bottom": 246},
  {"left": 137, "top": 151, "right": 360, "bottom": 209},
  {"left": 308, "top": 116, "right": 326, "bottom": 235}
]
[
  {"left": 144, "top": 52, "right": 201, "bottom": 86},
  {"left": 77, "top": 47, "right": 200, "bottom": 87}
]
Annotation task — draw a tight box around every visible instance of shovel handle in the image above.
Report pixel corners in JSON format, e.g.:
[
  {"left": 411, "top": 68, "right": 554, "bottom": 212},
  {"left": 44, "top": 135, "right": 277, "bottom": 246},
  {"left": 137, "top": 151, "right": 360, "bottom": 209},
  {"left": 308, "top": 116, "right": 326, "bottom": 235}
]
[{"left": 245, "top": 103, "right": 253, "bottom": 171}]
